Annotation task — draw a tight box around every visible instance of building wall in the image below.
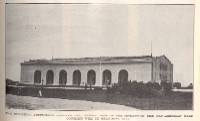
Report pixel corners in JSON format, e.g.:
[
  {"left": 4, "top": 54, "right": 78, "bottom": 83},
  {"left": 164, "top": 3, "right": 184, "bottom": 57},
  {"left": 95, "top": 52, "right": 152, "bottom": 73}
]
[
  {"left": 152, "top": 56, "right": 173, "bottom": 84},
  {"left": 20, "top": 62, "right": 152, "bottom": 86}
]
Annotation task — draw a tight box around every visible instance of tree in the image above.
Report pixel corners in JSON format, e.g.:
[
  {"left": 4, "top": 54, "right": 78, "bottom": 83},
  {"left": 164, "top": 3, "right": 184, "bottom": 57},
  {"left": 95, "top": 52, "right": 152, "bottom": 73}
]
[
  {"left": 188, "top": 83, "right": 193, "bottom": 89},
  {"left": 161, "top": 81, "right": 172, "bottom": 95},
  {"left": 173, "top": 82, "right": 181, "bottom": 89}
]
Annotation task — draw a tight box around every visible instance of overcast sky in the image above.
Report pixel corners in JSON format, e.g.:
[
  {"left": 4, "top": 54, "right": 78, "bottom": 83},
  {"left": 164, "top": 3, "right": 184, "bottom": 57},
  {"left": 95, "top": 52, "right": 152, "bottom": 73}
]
[{"left": 6, "top": 4, "right": 194, "bottom": 86}]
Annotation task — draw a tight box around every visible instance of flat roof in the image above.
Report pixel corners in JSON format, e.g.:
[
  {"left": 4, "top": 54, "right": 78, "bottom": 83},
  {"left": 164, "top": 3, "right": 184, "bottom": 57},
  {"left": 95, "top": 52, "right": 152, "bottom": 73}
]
[{"left": 21, "top": 55, "right": 165, "bottom": 65}]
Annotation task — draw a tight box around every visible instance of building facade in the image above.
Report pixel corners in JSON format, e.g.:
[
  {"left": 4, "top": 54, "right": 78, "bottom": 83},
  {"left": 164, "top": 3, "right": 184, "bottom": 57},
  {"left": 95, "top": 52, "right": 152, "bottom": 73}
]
[{"left": 20, "top": 55, "right": 173, "bottom": 86}]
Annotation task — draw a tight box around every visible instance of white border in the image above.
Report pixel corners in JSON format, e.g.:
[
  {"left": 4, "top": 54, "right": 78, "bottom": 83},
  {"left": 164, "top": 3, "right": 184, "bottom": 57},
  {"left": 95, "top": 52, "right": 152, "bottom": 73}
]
[{"left": 1, "top": 0, "right": 199, "bottom": 121}]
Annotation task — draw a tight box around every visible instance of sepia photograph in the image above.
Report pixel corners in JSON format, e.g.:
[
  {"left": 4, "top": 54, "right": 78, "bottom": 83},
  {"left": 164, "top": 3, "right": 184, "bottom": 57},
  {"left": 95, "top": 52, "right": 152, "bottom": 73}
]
[{"left": 5, "top": 3, "right": 194, "bottom": 110}]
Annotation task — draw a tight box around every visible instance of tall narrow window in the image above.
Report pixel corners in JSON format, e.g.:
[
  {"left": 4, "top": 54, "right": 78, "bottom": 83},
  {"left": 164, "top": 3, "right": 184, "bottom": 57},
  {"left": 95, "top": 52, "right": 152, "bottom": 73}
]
[
  {"left": 102, "top": 70, "right": 112, "bottom": 85},
  {"left": 118, "top": 69, "right": 128, "bottom": 84},
  {"left": 87, "top": 70, "right": 96, "bottom": 85},
  {"left": 34, "top": 70, "right": 41, "bottom": 84},
  {"left": 46, "top": 70, "right": 54, "bottom": 85},
  {"left": 59, "top": 70, "right": 67, "bottom": 85},
  {"left": 73, "top": 70, "right": 81, "bottom": 85}
]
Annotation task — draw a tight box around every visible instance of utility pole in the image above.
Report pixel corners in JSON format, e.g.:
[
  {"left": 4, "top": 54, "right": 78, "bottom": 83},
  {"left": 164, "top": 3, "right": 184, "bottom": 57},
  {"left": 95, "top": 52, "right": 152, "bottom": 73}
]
[
  {"left": 99, "top": 60, "right": 102, "bottom": 86},
  {"left": 151, "top": 41, "right": 152, "bottom": 57},
  {"left": 52, "top": 46, "right": 54, "bottom": 60}
]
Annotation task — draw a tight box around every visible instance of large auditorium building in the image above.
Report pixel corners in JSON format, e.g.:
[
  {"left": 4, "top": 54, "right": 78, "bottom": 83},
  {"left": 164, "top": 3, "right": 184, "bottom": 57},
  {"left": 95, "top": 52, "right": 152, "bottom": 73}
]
[{"left": 20, "top": 55, "right": 173, "bottom": 86}]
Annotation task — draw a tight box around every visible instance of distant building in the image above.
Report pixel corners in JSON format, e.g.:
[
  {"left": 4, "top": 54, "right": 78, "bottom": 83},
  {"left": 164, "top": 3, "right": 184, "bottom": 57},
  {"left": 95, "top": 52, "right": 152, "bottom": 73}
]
[{"left": 20, "top": 55, "right": 173, "bottom": 86}]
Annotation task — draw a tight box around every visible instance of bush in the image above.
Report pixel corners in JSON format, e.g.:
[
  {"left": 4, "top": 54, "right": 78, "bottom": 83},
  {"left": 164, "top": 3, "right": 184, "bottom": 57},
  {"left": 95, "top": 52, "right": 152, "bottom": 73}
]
[
  {"left": 94, "top": 87, "right": 103, "bottom": 90},
  {"left": 187, "top": 83, "right": 193, "bottom": 89},
  {"left": 173, "top": 82, "right": 181, "bottom": 89},
  {"left": 161, "top": 81, "right": 172, "bottom": 95},
  {"left": 110, "top": 83, "right": 121, "bottom": 93},
  {"left": 109, "top": 81, "right": 162, "bottom": 98},
  {"left": 6, "top": 78, "right": 19, "bottom": 86},
  {"left": 146, "top": 81, "right": 161, "bottom": 90}
]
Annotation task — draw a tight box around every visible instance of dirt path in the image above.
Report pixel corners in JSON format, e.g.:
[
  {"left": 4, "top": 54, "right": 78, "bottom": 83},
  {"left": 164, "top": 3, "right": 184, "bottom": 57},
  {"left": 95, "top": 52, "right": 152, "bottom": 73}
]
[{"left": 6, "top": 94, "right": 138, "bottom": 110}]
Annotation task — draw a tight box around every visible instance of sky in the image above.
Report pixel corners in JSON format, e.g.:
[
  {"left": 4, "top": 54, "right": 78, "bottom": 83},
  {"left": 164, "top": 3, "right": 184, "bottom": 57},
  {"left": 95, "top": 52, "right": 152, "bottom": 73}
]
[{"left": 6, "top": 4, "right": 194, "bottom": 86}]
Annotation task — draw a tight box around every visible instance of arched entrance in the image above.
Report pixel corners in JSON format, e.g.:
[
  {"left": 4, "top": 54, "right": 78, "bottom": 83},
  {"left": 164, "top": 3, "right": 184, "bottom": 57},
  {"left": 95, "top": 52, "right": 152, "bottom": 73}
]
[
  {"left": 73, "top": 70, "right": 81, "bottom": 85},
  {"left": 34, "top": 70, "right": 41, "bottom": 84},
  {"left": 46, "top": 70, "right": 54, "bottom": 85},
  {"left": 59, "top": 70, "right": 67, "bottom": 85},
  {"left": 118, "top": 69, "right": 128, "bottom": 84},
  {"left": 102, "top": 70, "right": 112, "bottom": 85},
  {"left": 87, "top": 70, "right": 96, "bottom": 85}
]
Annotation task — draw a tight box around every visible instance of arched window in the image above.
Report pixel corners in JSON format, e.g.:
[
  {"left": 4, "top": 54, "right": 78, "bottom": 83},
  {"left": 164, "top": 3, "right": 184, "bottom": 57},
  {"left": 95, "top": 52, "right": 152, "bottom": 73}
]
[
  {"left": 59, "top": 70, "right": 67, "bottom": 85},
  {"left": 34, "top": 70, "right": 41, "bottom": 84},
  {"left": 46, "top": 70, "right": 54, "bottom": 85},
  {"left": 87, "top": 70, "right": 96, "bottom": 85},
  {"left": 102, "top": 70, "right": 112, "bottom": 85},
  {"left": 73, "top": 70, "right": 81, "bottom": 85},
  {"left": 118, "top": 69, "right": 128, "bottom": 84}
]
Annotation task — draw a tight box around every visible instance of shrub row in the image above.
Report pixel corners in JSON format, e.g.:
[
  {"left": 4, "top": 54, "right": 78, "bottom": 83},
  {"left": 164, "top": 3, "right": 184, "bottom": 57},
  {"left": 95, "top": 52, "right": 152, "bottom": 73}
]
[
  {"left": 108, "top": 81, "right": 172, "bottom": 97},
  {"left": 6, "top": 85, "right": 106, "bottom": 99},
  {"left": 6, "top": 80, "right": 173, "bottom": 98}
]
